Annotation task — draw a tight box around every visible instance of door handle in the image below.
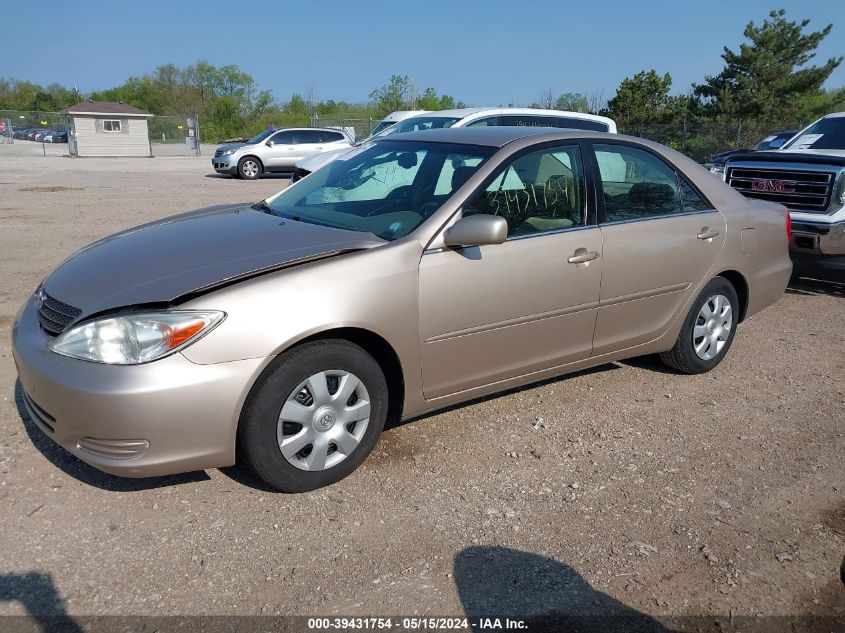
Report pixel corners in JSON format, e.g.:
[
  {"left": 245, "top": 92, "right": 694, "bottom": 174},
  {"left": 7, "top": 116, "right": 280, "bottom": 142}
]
[
  {"left": 697, "top": 227, "right": 720, "bottom": 240},
  {"left": 315, "top": 146, "right": 323, "bottom": 150},
  {"left": 567, "top": 249, "right": 599, "bottom": 264}
]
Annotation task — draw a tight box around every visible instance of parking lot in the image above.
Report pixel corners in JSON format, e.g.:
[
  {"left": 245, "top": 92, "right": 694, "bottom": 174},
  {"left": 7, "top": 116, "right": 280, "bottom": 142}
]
[{"left": 0, "top": 154, "right": 843, "bottom": 626}]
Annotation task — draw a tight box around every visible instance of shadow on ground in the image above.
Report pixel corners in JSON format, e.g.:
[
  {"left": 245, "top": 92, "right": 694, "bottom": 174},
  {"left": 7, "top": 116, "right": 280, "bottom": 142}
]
[
  {"left": 454, "top": 546, "right": 673, "bottom": 633},
  {"left": 0, "top": 572, "right": 82, "bottom": 633},
  {"left": 14, "top": 380, "right": 210, "bottom": 492},
  {"left": 786, "top": 276, "right": 844, "bottom": 298}
]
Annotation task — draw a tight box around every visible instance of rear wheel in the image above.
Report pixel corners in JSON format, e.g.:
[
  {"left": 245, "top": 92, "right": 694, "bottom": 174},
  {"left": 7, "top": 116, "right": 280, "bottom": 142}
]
[
  {"left": 239, "top": 339, "right": 388, "bottom": 492},
  {"left": 659, "top": 277, "right": 739, "bottom": 374},
  {"left": 237, "top": 156, "right": 262, "bottom": 180}
]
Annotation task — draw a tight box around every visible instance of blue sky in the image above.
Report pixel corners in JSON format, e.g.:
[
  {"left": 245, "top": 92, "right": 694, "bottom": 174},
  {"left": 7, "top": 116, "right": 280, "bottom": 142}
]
[{"left": 2, "top": 0, "right": 843, "bottom": 106}]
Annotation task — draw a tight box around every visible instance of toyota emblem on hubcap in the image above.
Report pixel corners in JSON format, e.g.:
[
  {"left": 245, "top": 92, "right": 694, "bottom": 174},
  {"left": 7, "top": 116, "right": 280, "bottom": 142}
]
[{"left": 319, "top": 413, "right": 334, "bottom": 428}]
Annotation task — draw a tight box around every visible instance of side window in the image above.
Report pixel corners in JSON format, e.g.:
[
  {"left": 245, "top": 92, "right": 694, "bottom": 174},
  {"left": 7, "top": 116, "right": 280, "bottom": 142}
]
[
  {"left": 319, "top": 131, "right": 345, "bottom": 143},
  {"left": 466, "top": 116, "right": 500, "bottom": 128},
  {"left": 271, "top": 131, "right": 295, "bottom": 145},
  {"left": 499, "top": 115, "right": 556, "bottom": 128},
  {"left": 462, "top": 145, "right": 585, "bottom": 237},
  {"left": 594, "top": 144, "right": 681, "bottom": 222},
  {"left": 678, "top": 176, "right": 711, "bottom": 212},
  {"left": 553, "top": 117, "right": 608, "bottom": 132},
  {"left": 296, "top": 130, "right": 323, "bottom": 143}
]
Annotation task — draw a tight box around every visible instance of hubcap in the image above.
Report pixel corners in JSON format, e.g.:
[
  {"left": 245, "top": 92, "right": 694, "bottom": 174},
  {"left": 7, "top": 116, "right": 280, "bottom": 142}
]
[
  {"left": 692, "top": 294, "right": 732, "bottom": 361},
  {"left": 243, "top": 160, "right": 258, "bottom": 177},
  {"left": 277, "top": 370, "right": 371, "bottom": 472}
]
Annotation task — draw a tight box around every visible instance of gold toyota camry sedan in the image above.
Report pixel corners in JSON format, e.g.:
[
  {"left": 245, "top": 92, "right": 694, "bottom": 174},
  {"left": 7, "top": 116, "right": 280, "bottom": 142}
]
[{"left": 12, "top": 127, "right": 792, "bottom": 491}]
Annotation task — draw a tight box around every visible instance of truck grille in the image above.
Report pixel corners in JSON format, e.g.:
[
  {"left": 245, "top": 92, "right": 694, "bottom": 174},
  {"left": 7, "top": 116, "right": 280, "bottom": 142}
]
[
  {"left": 726, "top": 166, "right": 834, "bottom": 212},
  {"left": 38, "top": 292, "right": 81, "bottom": 336}
]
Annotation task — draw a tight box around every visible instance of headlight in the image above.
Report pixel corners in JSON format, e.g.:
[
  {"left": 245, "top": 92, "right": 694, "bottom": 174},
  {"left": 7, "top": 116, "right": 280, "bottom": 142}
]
[
  {"left": 709, "top": 164, "right": 725, "bottom": 176},
  {"left": 223, "top": 149, "right": 237, "bottom": 155},
  {"left": 49, "top": 310, "right": 225, "bottom": 364}
]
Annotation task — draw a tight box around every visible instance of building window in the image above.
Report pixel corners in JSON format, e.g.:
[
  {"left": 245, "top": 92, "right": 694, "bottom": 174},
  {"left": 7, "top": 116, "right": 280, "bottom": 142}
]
[{"left": 102, "top": 119, "right": 122, "bottom": 132}]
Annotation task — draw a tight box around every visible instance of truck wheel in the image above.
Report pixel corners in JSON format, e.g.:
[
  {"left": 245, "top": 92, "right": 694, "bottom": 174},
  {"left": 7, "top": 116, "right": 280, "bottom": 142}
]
[
  {"left": 660, "top": 277, "right": 739, "bottom": 374},
  {"left": 237, "top": 157, "right": 262, "bottom": 180},
  {"left": 239, "top": 339, "right": 388, "bottom": 492}
]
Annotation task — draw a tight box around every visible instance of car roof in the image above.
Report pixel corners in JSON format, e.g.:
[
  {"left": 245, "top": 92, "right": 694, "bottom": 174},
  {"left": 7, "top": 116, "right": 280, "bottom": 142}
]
[
  {"left": 417, "top": 107, "right": 612, "bottom": 122},
  {"left": 383, "top": 126, "right": 617, "bottom": 147}
]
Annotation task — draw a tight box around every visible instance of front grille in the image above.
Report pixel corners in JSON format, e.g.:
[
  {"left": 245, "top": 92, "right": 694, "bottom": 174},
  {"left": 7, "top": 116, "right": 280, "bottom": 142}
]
[
  {"left": 38, "top": 292, "right": 81, "bottom": 336},
  {"left": 727, "top": 166, "right": 835, "bottom": 212}
]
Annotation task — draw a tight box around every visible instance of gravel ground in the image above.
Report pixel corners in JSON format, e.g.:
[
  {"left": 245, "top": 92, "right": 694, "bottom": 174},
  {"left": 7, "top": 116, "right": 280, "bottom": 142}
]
[{"left": 0, "top": 155, "right": 842, "bottom": 628}]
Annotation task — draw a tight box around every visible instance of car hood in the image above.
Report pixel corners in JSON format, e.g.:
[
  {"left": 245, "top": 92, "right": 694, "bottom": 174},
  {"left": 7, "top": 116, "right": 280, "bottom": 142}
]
[
  {"left": 725, "top": 150, "right": 845, "bottom": 166},
  {"left": 215, "top": 142, "right": 249, "bottom": 153},
  {"left": 43, "top": 203, "right": 386, "bottom": 318},
  {"left": 295, "top": 146, "right": 356, "bottom": 172}
]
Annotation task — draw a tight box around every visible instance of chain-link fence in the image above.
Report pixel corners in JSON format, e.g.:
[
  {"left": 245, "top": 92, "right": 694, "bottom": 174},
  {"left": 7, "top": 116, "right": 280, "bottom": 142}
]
[
  {"left": 0, "top": 109, "right": 68, "bottom": 143},
  {"left": 0, "top": 107, "right": 808, "bottom": 164},
  {"left": 0, "top": 109, "right": 204, "bottom": 156},
  {"left": 618, "top": 119, "right": 805, "bottom": 164},
  {"left": 148, "top": 114, "right": 201, "bottom": 156}
]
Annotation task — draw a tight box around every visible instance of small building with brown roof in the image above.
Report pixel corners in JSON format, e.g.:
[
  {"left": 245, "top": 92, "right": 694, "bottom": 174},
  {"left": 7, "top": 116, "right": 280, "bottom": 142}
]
[{"left": 63, "top": 101, "right": 152, "bottom": 157}]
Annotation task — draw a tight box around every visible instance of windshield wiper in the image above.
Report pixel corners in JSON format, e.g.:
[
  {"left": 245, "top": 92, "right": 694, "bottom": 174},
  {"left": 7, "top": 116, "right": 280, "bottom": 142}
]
[{"left": 251, "top": 200, "right": 273, "bottom": 214}]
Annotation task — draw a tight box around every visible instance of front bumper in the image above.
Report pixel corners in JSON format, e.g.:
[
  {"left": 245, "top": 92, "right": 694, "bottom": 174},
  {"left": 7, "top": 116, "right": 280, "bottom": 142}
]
[
  {"left": 789, "top": 219, "right": 845, "bottom": 280},
  {"left": 212, "top": 156, "right": 237, "bottom": 174},
  {"left": 12, "top": 296, "right": 265, "bottom": 477}
]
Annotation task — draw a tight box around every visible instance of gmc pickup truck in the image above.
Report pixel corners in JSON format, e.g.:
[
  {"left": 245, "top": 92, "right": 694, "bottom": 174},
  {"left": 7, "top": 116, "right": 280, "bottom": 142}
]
[{"left": 724, "top": 112, "right": 845, "bottom": 280}]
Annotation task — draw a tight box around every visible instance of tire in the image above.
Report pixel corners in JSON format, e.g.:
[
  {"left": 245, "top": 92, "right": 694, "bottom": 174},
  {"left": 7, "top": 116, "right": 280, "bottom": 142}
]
[
  {"left": 659, "top": 276, "right": 739, "bottom": 374},
  {"left": 237, "top": 156, "right": 262, "bottom": 180},
  {"left": 238, "top": 339, "right": 388, "bottom": 492}
]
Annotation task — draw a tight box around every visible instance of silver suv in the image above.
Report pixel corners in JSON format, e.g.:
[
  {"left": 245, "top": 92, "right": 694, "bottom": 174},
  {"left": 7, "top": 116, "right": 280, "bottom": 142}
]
[{"left": 212, "top": 127, "right": 353, "bottom": 179}]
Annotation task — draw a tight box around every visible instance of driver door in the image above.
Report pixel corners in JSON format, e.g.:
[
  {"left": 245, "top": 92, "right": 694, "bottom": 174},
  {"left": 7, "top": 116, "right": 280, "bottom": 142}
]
[
  {"left": 263, "top": 130, "right": 298, "bottom": 170},
  {"left": 418, "top": 144, "right": 603, "bottom": 399}
]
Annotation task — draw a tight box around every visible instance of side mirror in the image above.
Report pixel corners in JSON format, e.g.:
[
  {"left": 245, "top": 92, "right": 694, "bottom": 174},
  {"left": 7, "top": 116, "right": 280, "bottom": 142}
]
[
  {"left": 444, "top": 214, "right": 508, "bottom": 247},
  {"left": 266, "top": 140, "right": 275, "bottom": 147}
]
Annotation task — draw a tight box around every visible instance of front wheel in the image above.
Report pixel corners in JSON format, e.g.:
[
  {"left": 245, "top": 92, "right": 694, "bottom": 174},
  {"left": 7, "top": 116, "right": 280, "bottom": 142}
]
[
  {"left": 238, "top": 339, "right": 388, "bottom": 492},
  {"left": 237, "top": 156, "right": 262, "bottom": 180},
  {"left": 659, "top": 277, "right": 739, "bottom": 374}
]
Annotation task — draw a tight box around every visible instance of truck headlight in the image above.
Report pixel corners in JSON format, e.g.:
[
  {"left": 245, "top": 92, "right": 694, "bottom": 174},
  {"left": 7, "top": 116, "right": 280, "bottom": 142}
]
[{"left": 49, "top": 311, "right": 225, "bottom": 364}]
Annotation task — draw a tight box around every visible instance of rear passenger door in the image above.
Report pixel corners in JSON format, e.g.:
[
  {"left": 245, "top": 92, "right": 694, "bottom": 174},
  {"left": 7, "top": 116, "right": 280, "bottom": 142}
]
[{"left": 589, "top": 142, "right": 726, "bottom": 356}]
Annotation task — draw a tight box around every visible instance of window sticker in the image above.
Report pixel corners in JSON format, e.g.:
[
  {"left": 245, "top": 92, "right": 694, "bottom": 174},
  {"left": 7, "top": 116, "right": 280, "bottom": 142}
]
[{"left": 791, "top": 134, "right": 823, "bottom": 149}]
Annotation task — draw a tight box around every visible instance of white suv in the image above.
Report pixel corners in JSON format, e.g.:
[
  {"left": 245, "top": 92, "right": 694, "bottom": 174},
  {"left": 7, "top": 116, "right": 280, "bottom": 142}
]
[
  {"left": 291, "top": 108, "right": 616, "bottom": 182},
  {"left": 212, "top": 127, "right": 354, "bottom": 180}
]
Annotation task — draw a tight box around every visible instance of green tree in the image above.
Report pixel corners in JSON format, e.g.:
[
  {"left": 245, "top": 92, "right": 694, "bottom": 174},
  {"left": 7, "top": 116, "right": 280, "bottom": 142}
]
[
  {"left": 607, "top": 70, "right": 674, "bottom": 127},
  {"left": 369, "top": 75, "right": 412, "bottom": 117},
  {"left": 285, "top": 93, "right": 309, "bottom": 117},
  {"left": 694, "top": 9, "right": 843, "bottom": 120},
  {"left": 439, "top": 94, "right": 456, "bottom": 110},
  {"left": 419, "top": 87, "right": 440, "bottom": 110},
  {"left": 554, "top": 93, "right": 589, "bottom": 113}
]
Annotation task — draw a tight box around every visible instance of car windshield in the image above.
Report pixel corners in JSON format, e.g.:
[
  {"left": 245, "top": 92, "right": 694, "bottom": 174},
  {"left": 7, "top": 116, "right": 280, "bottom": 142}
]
[
  {"left": 370, "top": 120, "right": 397, "bottom": 135},
  {"left": 265, "top": 140, "right": 494, "bottom": 240},
  {"left": 783, "top": 117, "right": 845, "bottom": 150},
  {"left": 390, "top": 116, "right": 462, "bottom": 134},
  {"left": 246, "top": 130, "right": 274, "bottom": 145}
]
